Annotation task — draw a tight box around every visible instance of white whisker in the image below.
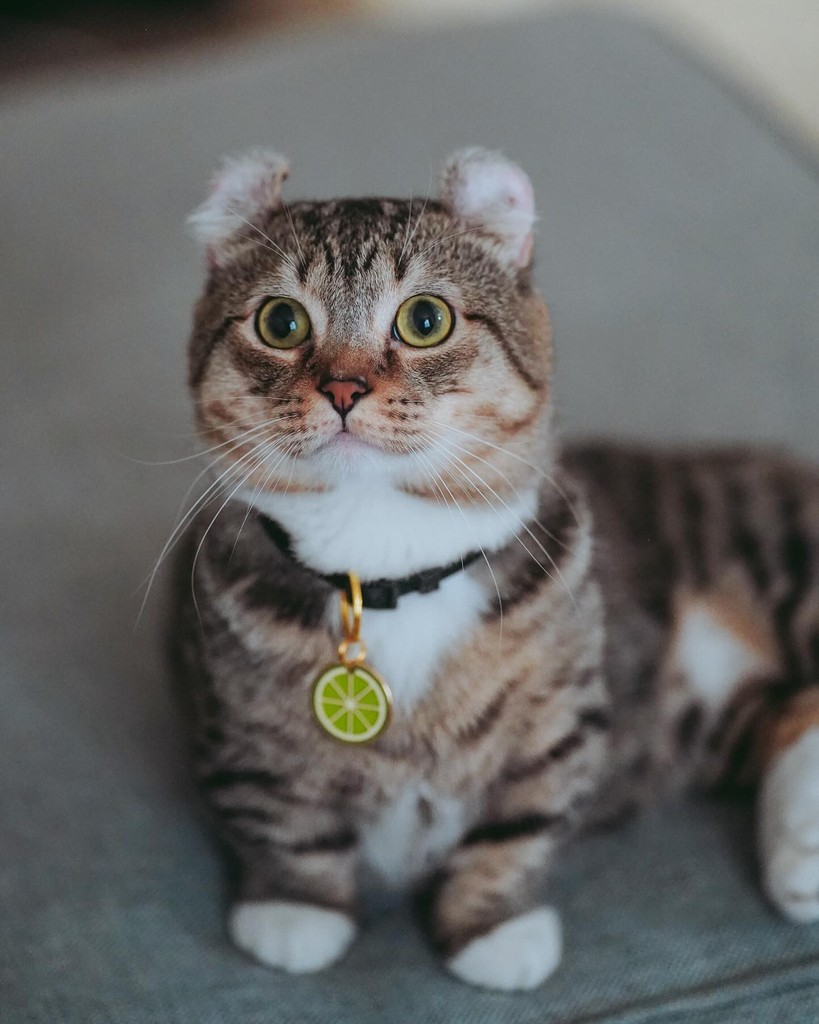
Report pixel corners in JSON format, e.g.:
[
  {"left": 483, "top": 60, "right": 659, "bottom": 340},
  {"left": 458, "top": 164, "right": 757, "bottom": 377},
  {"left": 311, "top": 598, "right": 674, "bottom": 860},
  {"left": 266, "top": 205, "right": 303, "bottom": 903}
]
[
  {"left": 425, "top": 428, "right": 569, "bottom": 551},
  {"left": 190, "top": 395, "right": 296, "bottom": 408},
  {"left": 128, "top": 414, "right": 295, "bottom": 466},
  {"left": 399, "top": 167, "right": 434, "bottom": 268},
  {"left": 280, "top": 435, "right": 300, "bottom": 497},
  {"left": 414, "top": 444, "right": 504, "bottom": 643},
  {"left": 235, "top": 232, "right": 293, "bottom": 263},
  {"left": 422, "top": 432, "right": 576, "bottom": 610},
  {"left": 397, "top": 194, "right": 414, "bottom": 269},
  {"left": 160, "top": 420, "right": 295, "bottom": 538},
  {"left": 135, "top": 433, "right": 282, "bottom": 626},
  {"left": 225, "top": 205, "right": 296, "bottom": 267},
  {"left": 229, "top": 436, "right": 300, "bottom": 561},
  {"left": 170, "top": 450, "right": 237, "bottom": 534},
  {"left": 189, "top": 439, "right": 284, "bottom": 622},
  {"left": 428, "top": 418, "right": 580, "bottom": 528},
  {"left": 415, "top": 225, "right": 484, "bottom": 260},
  {"left": 281, "top": 200, "right": 305, "bottom": 268},
  {"left": 162, "top": 417, "right": 296, "bottom": 544}
]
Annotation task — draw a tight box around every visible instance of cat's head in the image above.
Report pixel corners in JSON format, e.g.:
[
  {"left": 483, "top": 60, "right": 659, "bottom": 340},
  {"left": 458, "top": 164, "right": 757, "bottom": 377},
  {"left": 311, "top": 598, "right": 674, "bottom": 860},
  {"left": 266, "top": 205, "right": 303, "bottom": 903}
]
[{"left": 187, "top": 148, "right": 554, "bottom": 504}]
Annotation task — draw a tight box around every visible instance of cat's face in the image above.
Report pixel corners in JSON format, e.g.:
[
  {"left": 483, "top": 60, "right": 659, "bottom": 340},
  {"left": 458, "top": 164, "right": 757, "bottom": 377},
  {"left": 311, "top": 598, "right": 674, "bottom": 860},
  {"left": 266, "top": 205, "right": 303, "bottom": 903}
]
[{"left": 187, "top": 149, "right": 553, "bottom": 503}]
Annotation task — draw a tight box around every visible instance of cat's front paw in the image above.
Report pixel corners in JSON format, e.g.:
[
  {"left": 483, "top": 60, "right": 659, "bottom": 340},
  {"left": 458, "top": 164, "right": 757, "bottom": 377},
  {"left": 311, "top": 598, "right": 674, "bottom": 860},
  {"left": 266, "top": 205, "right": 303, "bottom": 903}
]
[
  {"left": 759, "top": 728, "right": 819, "bottom": 923},
  {"left": 446, "top": 906, "right": 562, "bottom": 991},
  {"left": 228, "top": 900, "right": 357, "bottom": 972}
]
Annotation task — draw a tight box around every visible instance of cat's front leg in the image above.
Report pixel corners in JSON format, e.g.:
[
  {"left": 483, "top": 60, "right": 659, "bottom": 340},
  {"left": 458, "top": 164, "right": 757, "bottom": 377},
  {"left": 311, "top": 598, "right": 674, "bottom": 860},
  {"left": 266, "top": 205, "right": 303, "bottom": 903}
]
[
  {"left": 208, "top": 785, "right": 360, "bottom": 973},
  {"left": 426, "top": 814, "right": 565, "bottom": 991},
  {"left": 229, "top": 899, "right": 357, "bottom": 975},
  {"left": 426, "top": 686, "right": 610, "bottom": 991}
]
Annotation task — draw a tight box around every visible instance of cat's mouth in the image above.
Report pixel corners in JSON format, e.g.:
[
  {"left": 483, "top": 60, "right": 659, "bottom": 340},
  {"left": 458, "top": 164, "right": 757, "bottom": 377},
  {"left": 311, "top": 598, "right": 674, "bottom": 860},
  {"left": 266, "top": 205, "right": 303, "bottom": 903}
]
[
  {"left": 317, "top": 428, "right": 384, "bottom": 455},
  {"left": 308, "top": 425, "right": 414, "bottom": 473}
]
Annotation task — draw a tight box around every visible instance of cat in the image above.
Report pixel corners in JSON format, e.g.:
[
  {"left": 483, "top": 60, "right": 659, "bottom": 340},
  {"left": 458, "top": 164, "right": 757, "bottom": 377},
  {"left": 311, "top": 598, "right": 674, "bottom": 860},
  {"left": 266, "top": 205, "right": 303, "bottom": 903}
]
[{"left": 169, "top": 147, "right": 819, "bottom": 991}]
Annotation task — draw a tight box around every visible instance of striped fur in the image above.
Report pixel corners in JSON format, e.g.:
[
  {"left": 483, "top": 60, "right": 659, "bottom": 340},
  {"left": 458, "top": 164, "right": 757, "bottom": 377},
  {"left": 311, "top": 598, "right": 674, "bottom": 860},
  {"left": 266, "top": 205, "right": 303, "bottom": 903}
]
[{"left": 169, "top": 149, "right": 819, "bottom": 989}]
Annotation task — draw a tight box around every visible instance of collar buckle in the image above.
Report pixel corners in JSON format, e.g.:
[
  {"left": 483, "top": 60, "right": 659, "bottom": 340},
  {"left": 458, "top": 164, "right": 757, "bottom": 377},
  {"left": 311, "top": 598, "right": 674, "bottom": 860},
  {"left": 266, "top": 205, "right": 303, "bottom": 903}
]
[
  {"left": 363, "top": 579, "right": 401, "bottom": 610},
  {"left": 415, "top": 567, "right": 442, "bottom": 595}
]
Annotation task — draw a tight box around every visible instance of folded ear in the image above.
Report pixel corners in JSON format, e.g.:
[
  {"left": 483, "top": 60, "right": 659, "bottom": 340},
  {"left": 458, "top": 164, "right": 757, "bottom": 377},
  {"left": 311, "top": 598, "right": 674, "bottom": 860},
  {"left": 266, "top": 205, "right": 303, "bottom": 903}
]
[
  {"left": 188, "top": 149, "right": 289, "bottom": 256},
  {"left": 439, "top": 148, "right": 536, "bottom": 268}
]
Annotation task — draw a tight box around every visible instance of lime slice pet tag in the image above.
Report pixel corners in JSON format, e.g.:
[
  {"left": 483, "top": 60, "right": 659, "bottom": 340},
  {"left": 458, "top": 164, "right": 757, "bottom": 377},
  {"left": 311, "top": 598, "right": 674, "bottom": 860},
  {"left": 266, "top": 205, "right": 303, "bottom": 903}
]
[{"left": 312, "top": 664, "right": 391, "bottom": 744}]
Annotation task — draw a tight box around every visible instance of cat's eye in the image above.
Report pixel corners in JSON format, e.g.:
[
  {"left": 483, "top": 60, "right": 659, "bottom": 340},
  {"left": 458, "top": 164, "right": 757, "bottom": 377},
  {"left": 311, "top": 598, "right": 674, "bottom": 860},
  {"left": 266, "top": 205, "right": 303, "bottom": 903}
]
[
  {"left": 393, "top": 295, "right": 454, "bottom": 348},
  {"left": 255, "top": 297, "right": 311, "bottom": 349}
]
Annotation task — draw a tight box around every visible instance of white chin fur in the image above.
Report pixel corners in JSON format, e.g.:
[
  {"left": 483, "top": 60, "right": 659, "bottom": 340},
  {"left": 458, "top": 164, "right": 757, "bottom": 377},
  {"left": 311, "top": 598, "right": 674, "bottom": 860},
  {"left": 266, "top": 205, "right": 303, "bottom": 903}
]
[
  {"left": 446, "top": 907, "right": 562, "bottom": 991},
  {"left": 228, "top": 901, "right": 356, "bottom": 973},
  {"left": 759, "top": 727, "right": 819, "bottom": 923},
  {"left": 246, "top": 476, "right": 537, "bottom": 579}
]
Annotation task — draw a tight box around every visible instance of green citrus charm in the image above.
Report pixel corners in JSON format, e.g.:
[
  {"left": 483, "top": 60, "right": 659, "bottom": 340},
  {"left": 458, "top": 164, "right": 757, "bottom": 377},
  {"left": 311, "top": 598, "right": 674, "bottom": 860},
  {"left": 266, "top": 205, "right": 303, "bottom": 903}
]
[{"left": 312, "top": 664, "right": 392, "bottom": 744}]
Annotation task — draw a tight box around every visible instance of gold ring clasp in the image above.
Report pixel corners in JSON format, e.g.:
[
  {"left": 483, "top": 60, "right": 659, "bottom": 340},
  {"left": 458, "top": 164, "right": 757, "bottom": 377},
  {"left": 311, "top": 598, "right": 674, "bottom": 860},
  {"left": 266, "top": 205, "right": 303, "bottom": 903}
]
[{"left": 338, "top": 572, "right": 366, "bottom": 667}]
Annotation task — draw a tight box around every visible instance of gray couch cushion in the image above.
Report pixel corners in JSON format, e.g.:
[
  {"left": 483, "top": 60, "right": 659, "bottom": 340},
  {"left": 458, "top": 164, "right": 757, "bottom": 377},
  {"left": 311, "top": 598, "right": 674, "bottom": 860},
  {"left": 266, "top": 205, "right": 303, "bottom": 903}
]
[{"left": 2, "top": 10, "right": 819, "bottom": 1021}]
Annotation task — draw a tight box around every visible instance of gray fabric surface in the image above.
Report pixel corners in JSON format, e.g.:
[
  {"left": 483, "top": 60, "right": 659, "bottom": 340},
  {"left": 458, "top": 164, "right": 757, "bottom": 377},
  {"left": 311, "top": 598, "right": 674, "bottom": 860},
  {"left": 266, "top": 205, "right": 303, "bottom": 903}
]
[{"left": 2, "top": 10, "right": 819, "bottom": 1022}]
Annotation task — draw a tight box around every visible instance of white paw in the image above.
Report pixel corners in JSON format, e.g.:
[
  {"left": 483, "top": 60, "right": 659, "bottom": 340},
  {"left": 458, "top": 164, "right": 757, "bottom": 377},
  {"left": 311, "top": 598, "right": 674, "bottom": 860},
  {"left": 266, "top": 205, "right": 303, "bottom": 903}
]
[
  {"left": 759, "top": 727, "right": 819, "bottom": 923},
  {"left": 446, "top": 906, "right": 562, "bottom": 991},
  {"left": 228, "top": 900, "right": 356, "bottom": 972}
]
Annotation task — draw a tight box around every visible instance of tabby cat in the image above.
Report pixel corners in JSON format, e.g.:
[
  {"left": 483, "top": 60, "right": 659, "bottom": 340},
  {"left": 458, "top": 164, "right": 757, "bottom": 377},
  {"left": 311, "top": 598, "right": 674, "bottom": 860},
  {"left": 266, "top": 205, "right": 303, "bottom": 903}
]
[{"left": 169, "top": 147, "right": 819, "bottom": 991}]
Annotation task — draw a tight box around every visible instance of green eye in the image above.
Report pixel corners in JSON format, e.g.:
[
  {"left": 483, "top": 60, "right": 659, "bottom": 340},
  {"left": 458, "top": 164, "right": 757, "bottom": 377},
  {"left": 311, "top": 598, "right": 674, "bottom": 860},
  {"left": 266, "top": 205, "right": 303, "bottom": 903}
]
[
  {"left": 255, "top": 297, "right": 311, "bottom": 349},
  {"left": 394, "top": 294, "right": 454, "bottom": 348}
]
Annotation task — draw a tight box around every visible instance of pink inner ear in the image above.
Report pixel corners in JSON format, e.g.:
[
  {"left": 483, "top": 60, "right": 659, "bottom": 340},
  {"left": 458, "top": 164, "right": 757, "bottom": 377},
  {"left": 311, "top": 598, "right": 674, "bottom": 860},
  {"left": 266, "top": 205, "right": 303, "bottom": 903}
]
[
  {"left": 502, "top": 168, "right": 535, "bottom": 267},
  {"left": 463, "top": 163, "right": 533, "bottom": 214},
  {"left": 501, "top": 165, "right": 535, "bottom": 217},
  {"left": 516, "top": 233, "right": 534, "bottom": 268},
  {"left": 458, "top": 161, "right": 534, "bottom": 220},
  {"left": 211, "top": 167, "right": 267, "bottom": 214},
  {"left": 189, "top": 149, "right": 290, "bottom": 252},
  {"left": 450, "top": 153, "right": 536, "bottom": 267}
]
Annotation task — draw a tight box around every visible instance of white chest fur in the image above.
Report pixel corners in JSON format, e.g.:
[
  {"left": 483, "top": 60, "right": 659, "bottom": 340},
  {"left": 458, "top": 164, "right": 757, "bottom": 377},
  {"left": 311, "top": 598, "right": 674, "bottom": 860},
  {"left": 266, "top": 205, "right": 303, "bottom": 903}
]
[
  {"left": 360, "top": 782, "right": 468, "bottom": 887},
  {"left": 362, "top": 570, "right": 488, "bottom": 709}
]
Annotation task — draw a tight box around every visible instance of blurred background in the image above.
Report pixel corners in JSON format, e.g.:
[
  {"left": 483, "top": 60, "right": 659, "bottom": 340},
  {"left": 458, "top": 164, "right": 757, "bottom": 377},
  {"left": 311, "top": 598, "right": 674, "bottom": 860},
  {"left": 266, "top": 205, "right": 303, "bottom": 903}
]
[{"left": 2, "top": 0, "right": 818, "bottom": 158}]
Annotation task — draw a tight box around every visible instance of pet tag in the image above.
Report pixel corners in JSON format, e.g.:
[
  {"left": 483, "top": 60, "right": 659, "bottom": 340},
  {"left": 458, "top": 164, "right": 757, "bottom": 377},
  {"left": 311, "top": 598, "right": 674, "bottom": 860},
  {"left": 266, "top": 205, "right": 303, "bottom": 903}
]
[{"left": 311, "top": 572, "right": 392, "bottom": 744}]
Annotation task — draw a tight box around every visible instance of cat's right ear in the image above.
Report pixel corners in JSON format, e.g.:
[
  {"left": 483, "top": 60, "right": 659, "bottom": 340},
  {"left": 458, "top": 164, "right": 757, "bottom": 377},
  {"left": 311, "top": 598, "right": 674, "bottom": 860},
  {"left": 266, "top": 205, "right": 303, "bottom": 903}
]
[{"left": 187, "top": 149, "right": 289, "bottom": 262}]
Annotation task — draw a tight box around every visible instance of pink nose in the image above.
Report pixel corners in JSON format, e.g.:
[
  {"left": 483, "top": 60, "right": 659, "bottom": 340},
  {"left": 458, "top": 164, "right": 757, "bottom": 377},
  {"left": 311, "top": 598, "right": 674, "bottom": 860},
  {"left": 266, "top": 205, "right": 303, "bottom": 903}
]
[{"left": 319, "top": 376, "right": 369, "bottom": 418}]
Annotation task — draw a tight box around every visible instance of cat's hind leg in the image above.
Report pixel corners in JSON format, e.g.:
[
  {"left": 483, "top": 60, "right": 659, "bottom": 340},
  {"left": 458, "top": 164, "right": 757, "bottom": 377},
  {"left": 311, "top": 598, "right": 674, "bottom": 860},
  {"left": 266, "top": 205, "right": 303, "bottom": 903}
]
[
  {"left": 660, "top": 584, "right": 782, "bottom": 788},
  {"left": 758, "top": 688, "right": 819, "bottom": 923},
  {"left": 662, "top": 587, "right": 819, "bottom": 922}
]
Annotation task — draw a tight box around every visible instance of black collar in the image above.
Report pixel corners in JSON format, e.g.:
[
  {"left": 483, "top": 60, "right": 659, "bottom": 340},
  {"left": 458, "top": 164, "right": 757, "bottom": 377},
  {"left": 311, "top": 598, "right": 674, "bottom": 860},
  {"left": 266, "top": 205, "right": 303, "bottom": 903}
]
[{"left": 258, "top": 515, "right": 482, "bottom": 610}]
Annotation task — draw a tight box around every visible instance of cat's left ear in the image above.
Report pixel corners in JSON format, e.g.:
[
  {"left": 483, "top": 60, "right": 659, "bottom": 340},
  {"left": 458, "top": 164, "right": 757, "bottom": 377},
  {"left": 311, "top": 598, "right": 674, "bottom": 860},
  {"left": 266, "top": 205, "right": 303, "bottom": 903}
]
[
  {"left": 439, "top": 148, "right": 536, "bottom": 269},
  {"left": 188, "top": 149, "right": 289, "bottom": 258}
]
